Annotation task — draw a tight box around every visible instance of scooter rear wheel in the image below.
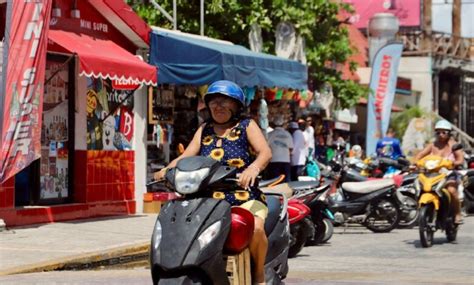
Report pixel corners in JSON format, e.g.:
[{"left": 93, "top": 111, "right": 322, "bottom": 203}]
[
  {"left": 321, "top": 218, "right": 334, "bottom": 243},
  {"left": 398, "top": 193, "right": 419, "bottom": 229},
  {"left": 288, "top": 218, "right": 311, "bottom": 258},
  {"left": 364, "top": 198, "right": 401, "bottom": 233},
  {"left": 419, "top": 204, "right": 435, "bottom": 247}
]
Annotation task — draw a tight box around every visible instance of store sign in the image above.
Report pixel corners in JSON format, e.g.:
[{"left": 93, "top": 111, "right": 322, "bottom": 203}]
[
  {"left": 0, "top": 1, "right": 52, "bottom": 183},
  {"left": 112, "top": 79, "right": 140, "bottom": 90},
  {"left": 395, "top": 77, "right": 412, "bottom": 95},
  {"left": 366, "top": 43, "right": 403, "bottom": 156}
]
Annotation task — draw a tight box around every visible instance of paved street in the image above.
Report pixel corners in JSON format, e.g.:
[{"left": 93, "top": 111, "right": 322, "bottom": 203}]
[{"left": 1, "top": 216, "right": 473, "bottom": 284}]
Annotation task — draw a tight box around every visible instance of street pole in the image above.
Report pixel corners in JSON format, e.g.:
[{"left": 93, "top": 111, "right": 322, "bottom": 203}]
[
  {"left": 200, "top": 0, "right": 204, "bottom": 36},
  {"left": 368, "top": 13, "right": 399, "bottom": 65}
]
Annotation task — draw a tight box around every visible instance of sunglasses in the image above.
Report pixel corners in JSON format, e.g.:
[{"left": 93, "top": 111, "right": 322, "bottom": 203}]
[
  {"left": 208, "top": 97, "right": 234, "bottom": 108},
  {"left": 435, "top": 130, "right": 450, "bottom": 135}
]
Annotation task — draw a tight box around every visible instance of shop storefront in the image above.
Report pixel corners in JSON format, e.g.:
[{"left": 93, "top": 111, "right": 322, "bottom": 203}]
[
  {"left": 145, "top": 28, "right": 308, "bottom": 178},
  {"left": 0, "top": 0, "right": 157, "bottom": 226}
]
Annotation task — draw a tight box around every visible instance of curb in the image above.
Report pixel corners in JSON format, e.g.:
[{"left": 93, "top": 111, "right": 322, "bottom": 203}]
[{"left": 0, "top": 242, "right": 151, "bottom": 276}]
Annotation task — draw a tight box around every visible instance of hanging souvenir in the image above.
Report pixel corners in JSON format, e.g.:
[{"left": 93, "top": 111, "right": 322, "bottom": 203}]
[{"left": 258, "top": 98, "right": 269, "bottom": 130}]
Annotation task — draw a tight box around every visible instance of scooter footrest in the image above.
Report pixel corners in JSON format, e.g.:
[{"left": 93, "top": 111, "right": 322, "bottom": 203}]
[{"left": 224, "top": 248, "right": 251, "bottom": 285}]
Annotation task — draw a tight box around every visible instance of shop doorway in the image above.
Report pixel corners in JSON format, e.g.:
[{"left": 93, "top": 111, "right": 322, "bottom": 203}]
[{"left": 14, "top": 53, "right": 75, "bottom": 206}]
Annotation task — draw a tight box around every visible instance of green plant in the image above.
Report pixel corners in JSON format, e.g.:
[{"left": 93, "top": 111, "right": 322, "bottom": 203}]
[{"left": 390, "top": 106, "right": 427, "bottom": 139}]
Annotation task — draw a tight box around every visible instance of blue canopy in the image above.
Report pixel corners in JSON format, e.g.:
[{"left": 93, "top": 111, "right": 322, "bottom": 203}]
[{"left": 149, "top": 30, "right": 308, "bottom": 90}]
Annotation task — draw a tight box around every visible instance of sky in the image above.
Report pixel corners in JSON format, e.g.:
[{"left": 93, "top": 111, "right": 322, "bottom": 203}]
[{"left": 432, "top": 0, "right": 474, "bottom": 37}]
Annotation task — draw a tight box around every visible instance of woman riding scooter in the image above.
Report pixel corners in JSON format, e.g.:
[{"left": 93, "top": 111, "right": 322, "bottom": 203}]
[
  {"left": 154, "top": 80, "right": 272, "bottom": 284},
  {"left": 414, "top": 120, "right": 464, "bottom": 224}
]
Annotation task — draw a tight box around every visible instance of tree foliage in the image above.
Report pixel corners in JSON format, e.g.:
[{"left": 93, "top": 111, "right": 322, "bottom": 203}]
[{"left": 127, "top": 0, "right": 367, "bottom": 109}]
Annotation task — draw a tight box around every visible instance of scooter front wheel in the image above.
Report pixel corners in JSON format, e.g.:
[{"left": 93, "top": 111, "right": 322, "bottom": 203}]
[
  {"left": 419, "top": 204, "right": 435, "bottom": 247},
  {"left": 446, "top": 218, "right": 458, "bottom": 242}
]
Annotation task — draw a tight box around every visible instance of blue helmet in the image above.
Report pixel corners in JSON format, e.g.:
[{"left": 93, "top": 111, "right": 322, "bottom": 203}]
[{"left": 204, "top": 80, "right": 245, "bottom": 109}]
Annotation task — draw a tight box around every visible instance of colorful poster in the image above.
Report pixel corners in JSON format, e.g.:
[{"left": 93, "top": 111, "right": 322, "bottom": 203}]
[
  {"left": 0, "top": 1, "right": 52, "bottom": 183},
  {"left": 366, "top": 42, "right": 403, "bottom": 156},
  {"left": 86, "top": 77, "right": 134, "bottom": 151},
  {"left": 40, "top": 60, "right": 69, "bottom": 200},
  {"left": 343, "top": 0, "right": 421, "bottom": 29}
]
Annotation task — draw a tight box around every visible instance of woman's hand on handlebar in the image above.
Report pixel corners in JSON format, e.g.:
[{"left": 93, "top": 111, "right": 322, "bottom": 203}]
[
  {"left": 153, "top": 168, "right": 168, "bottom": 181},
  {"left": 238, "top": 164, "right": 260, "bottom": 189}
]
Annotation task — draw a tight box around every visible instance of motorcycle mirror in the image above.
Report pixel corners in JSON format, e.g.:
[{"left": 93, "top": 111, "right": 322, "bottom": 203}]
[
  {"left": 452, "top": 143, "right": 464, "bottom": 152},
  {"left": 165, "top": 167, "right": 176, "bottom": 185}
]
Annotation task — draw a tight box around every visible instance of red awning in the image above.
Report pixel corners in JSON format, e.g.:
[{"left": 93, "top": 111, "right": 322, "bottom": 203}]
[{"left": 48, "top": 30, "right": 157, "bottom": 86}]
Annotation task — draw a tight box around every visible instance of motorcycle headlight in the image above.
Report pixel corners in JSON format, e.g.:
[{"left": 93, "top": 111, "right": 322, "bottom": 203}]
[
  {"left": 197, "top": 221, "right": 221, "bottom": 249},
  {"left": 424, "top": 159, "right": 440, "bottom": 171},
  {"left": 152, "top": 220, "right": 162, "bottom": 250},
  {"left": 174, "top": 168, "right": 210, "bottom": 194}
]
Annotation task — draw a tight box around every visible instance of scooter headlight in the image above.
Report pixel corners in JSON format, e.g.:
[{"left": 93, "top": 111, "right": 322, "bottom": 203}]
[
  {"left": 198, "top": 221, "right": 221, "bottom": 249},
  {"left": 174, "top": 168, "right": 210, "bottom": 194},
  {"left": 152, "top": 220, "right": 162, "bottom": 250},
  {"left": 424, "top": 159, "right": 440, "bottom": 171}
]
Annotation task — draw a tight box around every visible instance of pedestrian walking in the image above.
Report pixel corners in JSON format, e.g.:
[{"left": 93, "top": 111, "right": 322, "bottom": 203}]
[
  {"left": 267, "top": 115, "right": 293, "bottom": 182},
  {"left": 289, "top": 121, "right": 307, "bottom": 180}
]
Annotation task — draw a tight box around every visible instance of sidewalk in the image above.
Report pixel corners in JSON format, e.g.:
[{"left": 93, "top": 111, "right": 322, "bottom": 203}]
[{"left": 0, "top": 214, "right": 158, "bottom": 276}]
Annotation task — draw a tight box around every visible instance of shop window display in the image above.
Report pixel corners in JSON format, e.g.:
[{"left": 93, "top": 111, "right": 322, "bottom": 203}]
[
  {"left": 40, "top": 60, "right": 70, "bottom": 200},
  {"left": 147, "top": 85, "right": 198, "bottom": 180},
  {"left": 85, "top": 78, "right": 135, "bottom": 151}
]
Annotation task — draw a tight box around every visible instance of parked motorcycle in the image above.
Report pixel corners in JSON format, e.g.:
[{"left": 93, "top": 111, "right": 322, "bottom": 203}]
[
  {"left": 462, "top": 169, "right": 474, "bottom": 213},
  {"left": 323, "top": 158, "right": 416, "bottom": 229},
  {"left": 149, "top": 156, "right": 290, "bottom": 284},
  {"left": 287, "top": 198, "right": 313, "bottom": 258},
  {"left": 415, "top": 154, "right": 459, "bottom": 247},
  {"left": 288, "top": 181, "right": 334, "bottom": 245}
]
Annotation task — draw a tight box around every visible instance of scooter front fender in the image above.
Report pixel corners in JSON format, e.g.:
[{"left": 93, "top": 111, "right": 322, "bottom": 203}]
[{"left": 418, "top": 193, "right": 440, "bottom": 210}]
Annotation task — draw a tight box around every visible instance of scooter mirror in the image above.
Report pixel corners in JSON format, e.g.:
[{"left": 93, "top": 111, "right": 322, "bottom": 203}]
[{"left": 165, "top": 167, "right": 176, "bottom": 186}]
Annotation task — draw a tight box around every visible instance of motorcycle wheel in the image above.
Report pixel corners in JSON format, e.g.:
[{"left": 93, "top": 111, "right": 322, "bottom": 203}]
[
  {"left": 398, "top": 193, "right": 419, "bottom": 229},
  {"left": 364, "top": 198, "right": 401, "bottom": 233},
  {"left": 288, "top": 220, "right": 310, "bottom": 258},
  {"left": 306, "top": 218, "right": 325, "bottom": 246},
  {"left": 446, "top": 218, "right": 458, "bottom": 242},
  {"left": 419, "top": 204, "right": 435, "bottom": 248},
  {"left": 321, "top": 218, "right": 334, "bottom": 243}
]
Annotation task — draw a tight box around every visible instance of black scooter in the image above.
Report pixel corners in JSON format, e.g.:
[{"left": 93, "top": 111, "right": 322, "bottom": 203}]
[{"left": 149, "top": 156, "right": 289, "bottom": 285}]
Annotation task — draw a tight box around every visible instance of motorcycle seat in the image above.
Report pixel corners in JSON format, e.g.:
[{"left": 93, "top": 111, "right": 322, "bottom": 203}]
[
  {"left": 264, "top": 195, "right": 280, "bottom": 236},
  {"left": 287, "top": 181, "right": 319, "bottom": 191},
  {"left": 342, "top": 179, "right": 394, "bottom": 194}
]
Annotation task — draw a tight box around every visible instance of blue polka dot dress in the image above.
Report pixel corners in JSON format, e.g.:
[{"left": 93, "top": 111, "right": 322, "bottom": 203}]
[{"left": 200, "top": 118, "right": 265, "bottom": 206}]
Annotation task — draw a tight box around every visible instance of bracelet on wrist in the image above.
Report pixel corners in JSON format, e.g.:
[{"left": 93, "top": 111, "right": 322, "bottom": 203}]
[{"left": 248, "top": 164, "right": 260, "bottom": 173}]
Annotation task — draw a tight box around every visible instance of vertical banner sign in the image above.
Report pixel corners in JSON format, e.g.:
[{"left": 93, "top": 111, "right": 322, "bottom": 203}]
[
  {"left": 366, "top": 42, "right": 403, "bottom": 156},
  {"left": 0, "top": 1, "right": 52, "bottom": 183}
]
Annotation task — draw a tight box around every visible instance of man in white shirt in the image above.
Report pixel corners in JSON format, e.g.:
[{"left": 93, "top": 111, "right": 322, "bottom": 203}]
[
  {"left": 303, "top": 116, "right": 315, "bottom": 158},
  {"left": 267, "top": 116, "right": 293, "bottom": 182},
  {"left": 289, "top": 121, "right": 308, "bottom": 180}
]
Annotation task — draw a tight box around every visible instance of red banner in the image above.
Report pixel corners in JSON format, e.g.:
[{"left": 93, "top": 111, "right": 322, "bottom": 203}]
[{"left": 0, "top": 1, "right": 52, "bottom": 183}]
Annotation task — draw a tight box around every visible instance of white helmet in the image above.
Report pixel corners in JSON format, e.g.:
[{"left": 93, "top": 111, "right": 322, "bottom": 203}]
[{"left": 435, "top": 120, "right": 452, "bottom": 131}]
